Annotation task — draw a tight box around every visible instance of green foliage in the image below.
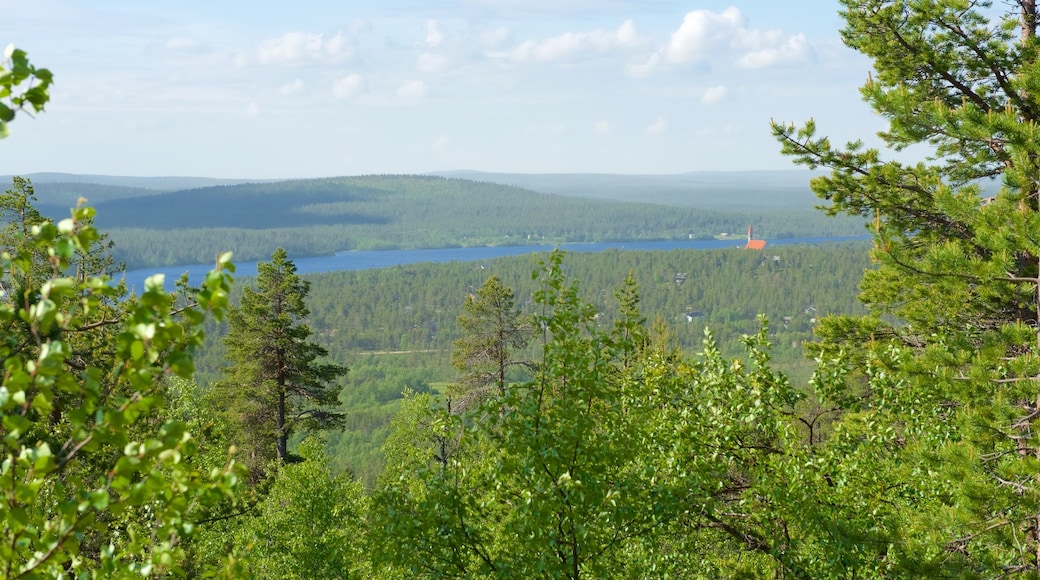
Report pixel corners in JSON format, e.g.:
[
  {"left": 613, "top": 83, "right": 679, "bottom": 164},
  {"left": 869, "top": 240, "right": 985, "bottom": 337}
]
[
  {"left": 0, "top": 203, "right": 242, "bottom": 577},
  {"left": 188, "top": 243, "right": 869, "bottom": 486},
  {"left": 212, "top": 248, "right": 348, "bottom": 480},
  {"left": 450, "top": 275, "right": 533, "bottom": 405},
  {"left": 280, "top": 243, "right": 869, "bottom": 362},
  {"left": 370, "top": 253, "right": 821, "bottom": 578},
  {"left": 0, "top": 177, "right": 48, "bottom": 285},
  {"left": 2, "top": 177, "right": 124, "bottom": 298},
  {"left": 0, "top": 45, "right": 51, "bottom": 140},
  {"left": 235, "top": 437, "right": 370, "bottom": 579},
  {"left": 771, "top": 0, "right": 1040, "bottom": 573}
]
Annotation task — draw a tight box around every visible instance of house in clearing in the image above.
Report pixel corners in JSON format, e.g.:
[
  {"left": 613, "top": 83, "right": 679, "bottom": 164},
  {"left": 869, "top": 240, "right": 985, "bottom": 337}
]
[{"left": 745, "top": 225, "right": 767, "bottom": 250}]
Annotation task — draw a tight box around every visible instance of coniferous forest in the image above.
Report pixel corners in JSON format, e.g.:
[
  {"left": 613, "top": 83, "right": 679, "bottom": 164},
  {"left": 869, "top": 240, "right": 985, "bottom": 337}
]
[{"left": 9, "top": 1, "right": 1040, "bottom": 578}]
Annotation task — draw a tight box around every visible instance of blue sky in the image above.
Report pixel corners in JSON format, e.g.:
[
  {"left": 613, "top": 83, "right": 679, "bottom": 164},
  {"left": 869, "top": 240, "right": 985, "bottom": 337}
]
[{"left": 2, "top": 1, "right": 880, "bottom": 178}]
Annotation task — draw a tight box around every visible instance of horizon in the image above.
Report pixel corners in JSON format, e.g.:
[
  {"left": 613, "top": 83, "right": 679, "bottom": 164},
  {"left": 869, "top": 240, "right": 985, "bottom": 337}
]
[{"left": 7, "top": 167, "right": 825, "bottom": 183}]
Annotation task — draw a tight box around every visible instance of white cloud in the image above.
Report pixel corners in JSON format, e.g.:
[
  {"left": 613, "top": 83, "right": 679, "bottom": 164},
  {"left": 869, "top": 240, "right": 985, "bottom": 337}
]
[
  {"left": 425, "top": 20, "right": 445, "bottom": 47},
  {"left": 632, "top": 8, "right": 812, "bottom": 76},
  {"left": 595, "top": 120, "right": 612, "bottom": 134},
  {"left": 333, "top": 74, "right": 364, "bottom": 99},
  {"left": 397, "top": 80, "right": 428, "bottom": 98},
  {"left": 701, "top": 85, "right": 727, "bottom": 104},
  {"left": 433, "top": 134, "right": 451, "bottom": 151},
  {"left": 244, "top": 102, "right": 260, "bottom": 116},
  {"left": 645, "top": 117, "right": 667, "bottom": 134},
  {"left": 663, "top": 8, "right": 744, "bottom": 65},
  {"left": 280, "top": 78, "right": 304, "bottom": 95},
  {"left": 495, "top": 20, "right": 644, "bottom": 63},
  {"left": 252, "top": 31, "right": 354, "bottom": 65},
  {"left": 737, "top": 33, "right": 809, "bottom": 68}
]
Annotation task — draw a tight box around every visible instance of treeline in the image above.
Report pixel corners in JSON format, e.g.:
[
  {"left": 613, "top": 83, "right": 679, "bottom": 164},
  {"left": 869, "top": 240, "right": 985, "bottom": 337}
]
[
  {"left": 301, "top": 242, "right": 867, "bottom": 359},
  {"left": 194, "top": 241, "right": 872, "bottom": 380},
  {"left": 24, "top": 174, "right": 865, "bottom": 268}
]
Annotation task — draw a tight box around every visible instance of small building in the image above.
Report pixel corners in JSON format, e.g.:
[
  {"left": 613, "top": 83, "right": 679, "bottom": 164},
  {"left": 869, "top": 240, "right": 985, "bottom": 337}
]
[{"left": 745, "top": 225, "right": 767, "bottom": 250}]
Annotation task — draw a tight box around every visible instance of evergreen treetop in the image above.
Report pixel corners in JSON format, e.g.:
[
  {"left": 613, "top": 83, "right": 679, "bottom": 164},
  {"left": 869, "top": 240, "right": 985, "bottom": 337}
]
[
  {"left": 773, "top": 0, "right": 1040, "bottom": 572},
  {"left": 216, "top": 248, "right": 347, "bottom": 480}
]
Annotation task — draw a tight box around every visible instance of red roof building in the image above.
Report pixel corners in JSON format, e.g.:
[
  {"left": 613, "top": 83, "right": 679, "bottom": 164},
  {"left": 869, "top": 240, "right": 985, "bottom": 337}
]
[{"left": 745, "top": 225, "right": 767, "bottom": 250}]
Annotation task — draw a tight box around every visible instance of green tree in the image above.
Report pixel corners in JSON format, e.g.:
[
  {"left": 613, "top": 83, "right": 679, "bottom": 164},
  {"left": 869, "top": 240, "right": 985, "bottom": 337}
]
[
  {"left": 370, "top": 253, "right": 811, "bottom": 578},
  {"left": 233, "top": 437, "right": 370, "bottom": 579},
  {"left": 1, "top": 177, "right": 123, "bottom": 290},
  {"left": 0, "top": 177, "right": 48, "bottom": 296},
  {"left": 450, "top": 275, "right": 532, "bottom": 406},
  {"left": 0, "top": 45, "right": 51, "bottom": 139},
  {"left": 0, "top": 45, "right": 249, "bottom": 577},
  {"left": 772, "top": 0, "right": 1040, "bottom": 573},
  {"left": 0, "top": 177, "right": 44, "bottom": 244},
  {"left": 214, "top": 248, "right": 347, "bottom": 479},
  {"left": 0, "top": 205, "right": 243, "bottom": 577}
]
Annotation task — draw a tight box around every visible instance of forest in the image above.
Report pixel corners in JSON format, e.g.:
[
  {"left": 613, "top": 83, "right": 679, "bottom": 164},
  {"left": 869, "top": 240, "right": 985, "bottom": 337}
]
[
  {"left": 8, "top": 0, "right": 1040, "bottom": 578},
  {"left": 184, "top": 241, "right": 871, "bottom": 485}
]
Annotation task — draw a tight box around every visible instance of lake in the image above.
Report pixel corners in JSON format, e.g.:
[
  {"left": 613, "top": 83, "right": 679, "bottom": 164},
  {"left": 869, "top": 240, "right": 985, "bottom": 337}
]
[{"left": 121, "top": 236, "right": 870, "bottom": 292}]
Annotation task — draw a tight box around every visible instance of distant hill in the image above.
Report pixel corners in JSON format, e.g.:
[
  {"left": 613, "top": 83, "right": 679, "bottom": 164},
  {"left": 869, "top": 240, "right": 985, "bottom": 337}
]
[
  {"left": 1, "top": 173, "right": 259, "bottom": 191},
  {"left": 0, "top": 173, "right": 866, "bottom": 269},
  {"left": 10, "top": 170, "right": 828, "bottom": 209},
  {"left": 2, "top": 173, "right": 271, "bottom": 218},
  {"left": 430, "top": 170, "right": 828, "bottom": 209}
]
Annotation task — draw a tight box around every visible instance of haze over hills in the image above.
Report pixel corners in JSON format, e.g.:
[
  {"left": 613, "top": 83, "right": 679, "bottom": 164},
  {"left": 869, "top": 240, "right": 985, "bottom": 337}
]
[
  {"left": 0, "top": 173, "right": 270, "bottom": 209},
  {"left": 0, "top": 173, "right": 258, "bottom": 191},
  {"left": 430, "top": 170, "right": 829, "bottom": 209}
]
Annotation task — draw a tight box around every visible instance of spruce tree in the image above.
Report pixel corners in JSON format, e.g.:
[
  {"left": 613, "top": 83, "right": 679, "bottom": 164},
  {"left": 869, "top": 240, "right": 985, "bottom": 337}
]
[
  {"left": 215, "top": 248, "right": 346, "bottom": 479},
  {"left": 773, "top": 0, "right": 1040, "bottom": 572}
]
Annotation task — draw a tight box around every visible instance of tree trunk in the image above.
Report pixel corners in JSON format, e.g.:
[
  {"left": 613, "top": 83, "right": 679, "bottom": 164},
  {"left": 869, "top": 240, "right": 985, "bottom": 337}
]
[
  {"left": 1024, "top": 0, "right": 1037, "bottom": 40},
  {"left": 277, "top": 388, "right": 287, "bottom": 462},
  {"left": 277, "top": 352, "right": 288, "bottom": 462},
  {"left": 1023, "top": 3, "right": 1040, "bottom": 570}
]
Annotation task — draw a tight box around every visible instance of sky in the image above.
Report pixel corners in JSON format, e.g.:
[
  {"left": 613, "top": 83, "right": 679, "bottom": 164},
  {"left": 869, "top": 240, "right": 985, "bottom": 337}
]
[{"left": 1, "top": 0, "right": 883, "bottom": 179}]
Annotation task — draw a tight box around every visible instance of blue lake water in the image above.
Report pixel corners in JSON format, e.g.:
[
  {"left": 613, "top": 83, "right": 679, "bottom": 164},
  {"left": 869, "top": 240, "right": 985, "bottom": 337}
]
[{"left": 121, "top": 236, "right": 870, "bottom": 292}]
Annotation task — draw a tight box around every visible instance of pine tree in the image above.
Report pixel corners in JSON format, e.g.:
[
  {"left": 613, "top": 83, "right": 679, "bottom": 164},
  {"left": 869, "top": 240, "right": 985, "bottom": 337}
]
[
  {"left": 215, "top": 248, "right": 347, "bottom": 479},
  {"left": 773, "top": 0, "right": 1040, "bottom": 572},
  {"left": 450, "top": 275, "right": 532, "bottom": 407}
]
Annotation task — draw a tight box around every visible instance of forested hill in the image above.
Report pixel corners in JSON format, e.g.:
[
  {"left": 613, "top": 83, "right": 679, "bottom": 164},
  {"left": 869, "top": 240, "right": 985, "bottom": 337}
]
[{"left": 10, "top": 173, "right": 864, "bottom": 269}]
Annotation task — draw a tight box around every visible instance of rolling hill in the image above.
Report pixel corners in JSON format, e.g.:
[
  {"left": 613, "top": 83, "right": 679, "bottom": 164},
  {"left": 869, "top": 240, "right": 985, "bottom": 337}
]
[{"left": 2, "top": 173, "right": 867, "bottom": 269}]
